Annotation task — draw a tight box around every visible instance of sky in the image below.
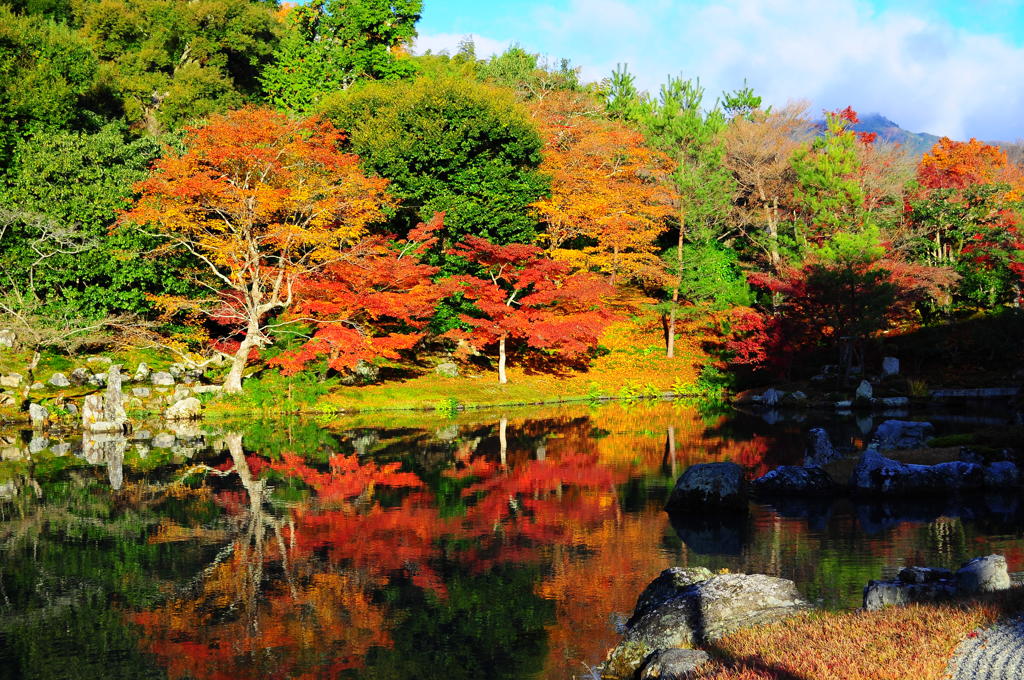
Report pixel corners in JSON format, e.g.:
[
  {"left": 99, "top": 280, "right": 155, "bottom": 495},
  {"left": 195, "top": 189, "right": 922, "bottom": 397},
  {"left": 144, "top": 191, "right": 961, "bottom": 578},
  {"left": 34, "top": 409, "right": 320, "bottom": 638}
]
[{"left": 414, "top": 0, "right": 1024, "bottom": 141}]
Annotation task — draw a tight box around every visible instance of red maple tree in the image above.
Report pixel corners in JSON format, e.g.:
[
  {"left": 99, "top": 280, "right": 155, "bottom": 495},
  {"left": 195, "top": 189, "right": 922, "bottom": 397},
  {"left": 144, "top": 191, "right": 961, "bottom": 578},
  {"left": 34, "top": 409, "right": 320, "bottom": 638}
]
[{"left": 444, "top": 237, "right": 617, "bottom": 383}]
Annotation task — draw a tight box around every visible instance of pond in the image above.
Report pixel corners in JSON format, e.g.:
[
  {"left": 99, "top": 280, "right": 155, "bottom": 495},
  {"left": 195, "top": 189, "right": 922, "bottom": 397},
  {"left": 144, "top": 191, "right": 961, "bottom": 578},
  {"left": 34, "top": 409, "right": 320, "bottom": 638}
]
[{"left": 0, "top": 402, "right": 1021, "bottom": 680}]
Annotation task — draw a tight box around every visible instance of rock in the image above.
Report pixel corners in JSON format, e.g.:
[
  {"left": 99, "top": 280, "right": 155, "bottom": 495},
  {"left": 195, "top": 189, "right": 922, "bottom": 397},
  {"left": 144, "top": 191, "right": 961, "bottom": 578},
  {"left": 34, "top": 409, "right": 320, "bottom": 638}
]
[
  {"left": 48, "top": 372, "right": 70, "bottom": 388},
  {"left": 628, "top": 567, "right": 715, "bottom": 627},
  {"left": 882, "top": 356, "right": 900, "bottom": 377},
  {"left": 132, "top": 387, "right": 151, "bottom": 398},
  {"left": 70, "top": 368, "right": 91, "bottom": 385},
  {"left": 804, "top": 427, "right": 840, "bottom": 466},
  {"left": 787, "top": 390, "right": 808, "bottom": 403},
  {"left": 165, "top": 397, "right": 202, "bottom": 420},
  {"left": 28, "top": 436, "right": 49, "bottom": 453},
  {"left": 50, "top": 443, "right": 70, "bottom": 456},
  {"left": 875, "top": 396, "right": 909, "bottom": 407},
  {"left": 751, "top": 466, "right": 836, "bottom": 495},
  {"left": 88, "top": 373, "right": 106, "bottom": 387},
  {"left": 191, "top": 385, "right": 222, "bottom": 394},
  {"left": 855, "top": 380, "right": 873, "bottom": 401},
  {"left": 87, "top": 420, "right": 125, "bottom": 433},
  {"left": 435, "top": 361, "right": 459, "bottom": 378},
  {"left": 957, "top": 555, "right": 1011, "bottom": 594},
  {"left": 132, "top": 430, "right": 152, "bottom": 441},
  {"left": 134, "top": 363, "right": 150, "bottom": 382},
  {"left": 872, "top": 420, "right": 935, "bottom": 450},
  {"left": 0, "top": 374, "right": 22, "bottom": 388},
  {"left": 931, "top": 387, "right": 1020, "bottom": 400},
  {"left": 86, "top": 357, "right": 112, "bottom": 368},
  {"left": 82, "top": 394, "right": 104, "bottom": 426},
  {"left": 606, "top": 574, "right": 810, "bottom": 678},
  {"left": 339, "top": 359, "right": 379, "bottom": 385},
  {"left": 105, "top": 366, "right": 127, "bottom": 421},
  {"left": 638, "top": 648, "right": 710, "bottom": 680},
  {"left": 666, "top": 462, "right": 746, "bottom": 510},
  {"left": 152, "top": 433, "right": 176, "bottom": 448},
  {"left": 151, "top": 371, "right": 174, "bottom": 386},
  {"left": 65, "top": 403, "right": 78, "bottom": 416},
  {"left": 29, "top": 382, "right": 44, "bottom": 391},
  {"left": 863, "top": 578, "right": 956, "bottom": 611},
  {"left": 898, "top": 566, "right": 953, "bottom": 584},
  {"left": 984, "top": 461, "right": 1020, "bottom": 488},
  {"left": 850, "top": 448, "right": 941, "bottom": 495},
  {"left": 835, "top": 400, "right": 853, "bottom": 409},
  {"left": 759, "top": 388, "right": 783, "bottom": 406},
  {"left": 931, "top": 461, "right": 985, "bottom": 491},
  {"left": 28, "top": 403, "right": 48, "bottom": 428},
  {"left": 0, "top": 329, "right": 15, "bottom": 348}
]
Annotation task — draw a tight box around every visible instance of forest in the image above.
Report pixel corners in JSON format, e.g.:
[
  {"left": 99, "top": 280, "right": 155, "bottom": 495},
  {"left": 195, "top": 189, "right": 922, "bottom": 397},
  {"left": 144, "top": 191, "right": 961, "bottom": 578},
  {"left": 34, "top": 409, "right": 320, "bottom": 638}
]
[{"left": 1, "top": 0, "right": 1022, "bottom": 409}]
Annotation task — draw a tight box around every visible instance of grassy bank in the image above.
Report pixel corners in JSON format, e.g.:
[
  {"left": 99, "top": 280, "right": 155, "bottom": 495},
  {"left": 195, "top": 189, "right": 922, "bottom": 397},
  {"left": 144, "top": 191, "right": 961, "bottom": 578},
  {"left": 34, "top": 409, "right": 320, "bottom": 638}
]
[{"left": 692, "top": 589, "right": 1024, "bottom": 680}]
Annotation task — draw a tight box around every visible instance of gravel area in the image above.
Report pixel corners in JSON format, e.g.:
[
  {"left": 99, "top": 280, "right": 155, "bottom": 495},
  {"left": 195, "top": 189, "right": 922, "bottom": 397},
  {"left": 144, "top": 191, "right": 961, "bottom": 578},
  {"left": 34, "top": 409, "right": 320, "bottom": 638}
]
[{"left": 948, "top": 617, "right": 1024, "bottom": 680}]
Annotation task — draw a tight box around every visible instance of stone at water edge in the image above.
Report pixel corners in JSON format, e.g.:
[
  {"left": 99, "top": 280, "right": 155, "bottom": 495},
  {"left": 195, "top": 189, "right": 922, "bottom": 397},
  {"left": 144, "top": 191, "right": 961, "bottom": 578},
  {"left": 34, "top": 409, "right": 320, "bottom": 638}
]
[
  {"left": 627, "top": 567, "right": 715, "bottom": 627},
  {"left": 957, "top": 555, "right": 1011, "bottom": 594},
  {"left": 872, "top": 419, "right": 935, "bottom": 450},
  {"left": 48, "top": 372, "right": 70, "bottom": 388},
  {"left": 665, "top": 462, "right": 746, "bottom": 509},
  {"left": 28, "top": 403, "right": 48, "bottom": 428},
  {"left": 751, "top": 465, "right": 836, "bottom": 495},
  {"left": 105, "top": 365, "right": 127, "bottom": 424},
  {"left": 805, "top": 427, "right": 840, "bottom": 466},
  {"left": 605, "top": 574, "right": 810, "bottom": 679},
  {"left": 882, "top": 357, "right": 900, "bottom": 377},
  {"left": 984, "top": 461, "right": 1020, "bottom": 488},
  {"left": 165, "top": 397, "right": 202, "bottom": 420},
  {"left": 855, "top": 380, "right": 873, "bottom": 401},
  {"left": 152, "top": 433, "right": 175, "bottom": 448},
  {"left": 759, "top": 388, "right": 783, "bottom": 406},
  {"left": 639, "top": 648, "right": 710, "bottom": 680}
]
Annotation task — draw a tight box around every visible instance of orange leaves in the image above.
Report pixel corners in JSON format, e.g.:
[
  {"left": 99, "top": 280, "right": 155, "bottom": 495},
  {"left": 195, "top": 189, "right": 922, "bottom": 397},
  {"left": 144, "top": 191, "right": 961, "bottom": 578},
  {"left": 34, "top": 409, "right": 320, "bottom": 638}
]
[
  {"left": 918, "top": 137, "right": 1020, "bottom": 191},
  {"left": 530, "top": 91, "right": 677, "bottom": 283}
]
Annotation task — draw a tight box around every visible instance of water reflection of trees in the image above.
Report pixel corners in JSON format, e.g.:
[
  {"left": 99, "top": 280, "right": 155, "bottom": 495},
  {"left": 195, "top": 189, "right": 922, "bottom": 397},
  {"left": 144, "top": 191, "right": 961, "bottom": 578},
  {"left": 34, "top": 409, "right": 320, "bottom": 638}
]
[{"left": 0, "top": 404, "right": 1022, "bottom": 678}]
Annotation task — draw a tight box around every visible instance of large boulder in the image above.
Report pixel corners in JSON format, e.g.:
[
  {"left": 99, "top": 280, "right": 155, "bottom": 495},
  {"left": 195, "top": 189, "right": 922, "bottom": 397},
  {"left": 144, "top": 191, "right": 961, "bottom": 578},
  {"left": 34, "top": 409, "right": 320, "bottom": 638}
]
[
  {"left": 957, "top": 555, "right": 1011, "bottom": 594},
  {"left": 628, "top": 567, "right": 715, "bottom": 627},
  {"left": 872, "top": 420, "right": 935, "bottom": 450},
  {"left": 69, "top": 367, "right": 91, "bottom": 385},
  {"left": 0, "top": 374, "right": 22, "bottom": 388},
  {"left": 931, "top": 461, "right": 985, "bottom": 491},
  {"left": 863, "top": 577, "right": 956, "bottom": 611},
  {"left": 28, "top": 403, "right": 48, "bottom": 428},
  {"left": 751, "top": 466, "right": 836, "bottom": 496},
  {"left": 165, "top": 397, "right": 202, "bottom": 421},
  {"left": 855, "top": 380, "right": 873, "bottom": 401},
  {"left": 435, "top": 361, "right": 459, "bottom": 378},
  {"left": 605, "top": 574, "right": 810, "bottom": 679},
  {"left": 48, "top": 372, "right": 70, "bottom": 388},
  {"left": 339, "top": 359, "right": 380, "bottom": 385},
  {"left": 804, "top": 427, "right": 840, "bottom": 466},
  {"left": 882, "top": 357, "right": 900, "bottom": 377},
  {"left": 666, "top": 462, "right": 746, "bottom": 510},
  {"left": 638, "top": 648, "right": 710, "bottom": 680},
  {"left": 984, "top": 461, "right": 1020, "bottom": 488},
  {"left": 850, "top": 448, "right": 941, "bottom": 495}
]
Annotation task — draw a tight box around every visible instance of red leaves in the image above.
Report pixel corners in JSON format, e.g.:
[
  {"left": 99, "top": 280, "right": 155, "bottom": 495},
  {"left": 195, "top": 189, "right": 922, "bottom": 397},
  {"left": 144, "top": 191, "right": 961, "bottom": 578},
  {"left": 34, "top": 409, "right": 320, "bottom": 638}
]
[
  {"left": 447, "top": 236, "right": 618, "bottom": 372},
  {"left": 270, "top": 215, "right": 446, "bottom": 376}
]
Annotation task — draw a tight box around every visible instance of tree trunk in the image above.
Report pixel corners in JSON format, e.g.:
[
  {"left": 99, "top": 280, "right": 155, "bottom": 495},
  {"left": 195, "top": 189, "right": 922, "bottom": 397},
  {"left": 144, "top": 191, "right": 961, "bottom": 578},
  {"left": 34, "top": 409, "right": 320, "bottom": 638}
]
[
  {"left": 224, "top": 320, "right": 260, "bottom": 394},
  {"left": 666, "top": 219, "right": 685, "bottom": 358},
  {"left": 499, "top": 416, "right": 508, "bottom": 467},
  {"left": 498, "top": 335, "right": 508, "bottom": 384}
]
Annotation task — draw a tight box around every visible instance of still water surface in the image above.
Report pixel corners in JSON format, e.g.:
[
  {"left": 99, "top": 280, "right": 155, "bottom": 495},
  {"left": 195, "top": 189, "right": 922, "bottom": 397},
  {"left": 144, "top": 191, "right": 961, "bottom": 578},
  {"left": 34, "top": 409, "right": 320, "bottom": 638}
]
[{"left": 0, "top": 402, "right": 1020, "bottom": 680}]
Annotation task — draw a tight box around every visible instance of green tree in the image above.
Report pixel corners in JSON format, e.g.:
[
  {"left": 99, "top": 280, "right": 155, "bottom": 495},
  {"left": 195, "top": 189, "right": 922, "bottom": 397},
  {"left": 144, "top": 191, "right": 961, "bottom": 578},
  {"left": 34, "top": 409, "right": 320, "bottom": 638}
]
[
  {"left": 0, "top": 123, "right": 193, "bottom": 320},
  {"left": 0, "top": 6, "right": 99, "bottom": 164},
  {"left": 476, "top": 45, "right": 579, "bottom": 100},
  {"left": 790, "top": 107, "right": 867, "bottom": 244},
  {"left": 660, "top": 242, "right": 751, "bottom": 314},
  {"left": 262, "top": 0, "right": 421, "bottom": 113},
  {"left": 609, "top": 69, "right": 738, "bottom": 357},
  {"left": 76, "top": 0, "right": 281, "bottom": 133},
  {"left": 319, "top": 75, "right": 549, "bottom": 272}
]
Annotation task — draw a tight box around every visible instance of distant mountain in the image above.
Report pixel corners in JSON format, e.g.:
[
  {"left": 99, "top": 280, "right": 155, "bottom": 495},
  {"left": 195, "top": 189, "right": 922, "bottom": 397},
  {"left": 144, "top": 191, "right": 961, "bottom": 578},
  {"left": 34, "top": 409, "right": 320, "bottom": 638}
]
[
  {"left": 850, "top": 113, "right": 941, "bottom": 158},
  {"left": 814, "top": 112, "right": 940, "bottom": 158}
]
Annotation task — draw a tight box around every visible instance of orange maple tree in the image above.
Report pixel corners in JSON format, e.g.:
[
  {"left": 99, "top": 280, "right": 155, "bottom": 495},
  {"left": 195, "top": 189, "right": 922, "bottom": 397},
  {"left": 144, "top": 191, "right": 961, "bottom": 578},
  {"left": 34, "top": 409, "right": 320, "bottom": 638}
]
[
  {"left": 918, "top": 137, "right": 1023, "bottom": 191},
  {"left": 445, "top": 237, "right": 617, "bottom": 384},
  {"left": 530, "top": 91, "right": 676, "bottom": 283},
  {"left": 121, "top": 107, "right": 392, "bottom": 392}
]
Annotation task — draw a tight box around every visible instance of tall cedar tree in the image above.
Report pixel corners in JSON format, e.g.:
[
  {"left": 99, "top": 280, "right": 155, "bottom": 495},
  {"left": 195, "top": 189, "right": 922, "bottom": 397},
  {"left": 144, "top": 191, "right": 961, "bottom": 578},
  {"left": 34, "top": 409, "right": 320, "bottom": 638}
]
[
  {"left": 122, "top": 107, "right": 392, "bottom": 393},
  {"left": 530, "top": 90, "right": 676, "bottom": 284},
  {"left": 445, "top": 237, "right": 616, "bottom": 384},
  {"left": 270, "top": 214, "right": 445, "bottom": 376}
]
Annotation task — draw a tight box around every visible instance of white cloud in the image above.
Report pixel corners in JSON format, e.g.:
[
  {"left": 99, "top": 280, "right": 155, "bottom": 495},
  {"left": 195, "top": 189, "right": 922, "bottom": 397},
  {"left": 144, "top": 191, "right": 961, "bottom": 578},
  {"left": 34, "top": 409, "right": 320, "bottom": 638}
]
[{"left": 419, "top": 0, "right": 1024, "bottom": 140}]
